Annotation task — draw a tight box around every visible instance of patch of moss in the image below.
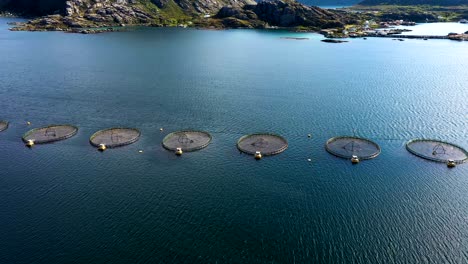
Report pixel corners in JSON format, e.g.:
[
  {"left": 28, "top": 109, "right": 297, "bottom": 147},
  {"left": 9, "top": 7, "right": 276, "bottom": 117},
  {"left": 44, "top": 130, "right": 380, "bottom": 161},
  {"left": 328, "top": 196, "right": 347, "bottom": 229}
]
[
  {"left": 135, "top": 0, "right": 160, "bottom": 14},
  {"left": 159, "top": 0, "right": 190, "bottom": 24}
]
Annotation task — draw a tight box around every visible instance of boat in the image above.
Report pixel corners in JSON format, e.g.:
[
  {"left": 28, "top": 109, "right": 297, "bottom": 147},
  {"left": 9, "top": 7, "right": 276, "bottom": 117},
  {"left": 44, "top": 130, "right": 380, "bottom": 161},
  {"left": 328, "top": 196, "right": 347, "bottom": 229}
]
[
  {"left": 175, "top": 147, "right": 183, "bottom": 156},
  {"left": 98, "top": 143, "right": 106, "bottom": 151},
  {"left": 26, "top": 139, "right": 35, "bottom": 147},
  {"left": 460, "top": 19, "right": 468, "bottom": 24},
  {"left": 254, "top": 151, "right": 262, "bottom": 160},
  {"left": 447, "top": 159, "right": 456, "bottom": 168},
  {"left": 351, "top": 155, "right": 360, "bottom": 164}
]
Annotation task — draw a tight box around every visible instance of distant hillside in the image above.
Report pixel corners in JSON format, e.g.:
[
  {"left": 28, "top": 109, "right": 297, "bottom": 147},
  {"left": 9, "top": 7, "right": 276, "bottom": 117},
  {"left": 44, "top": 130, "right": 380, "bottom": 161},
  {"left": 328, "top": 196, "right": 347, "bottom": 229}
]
[{"left": 358, "top": 0, "right": 468, "bottom": 5}]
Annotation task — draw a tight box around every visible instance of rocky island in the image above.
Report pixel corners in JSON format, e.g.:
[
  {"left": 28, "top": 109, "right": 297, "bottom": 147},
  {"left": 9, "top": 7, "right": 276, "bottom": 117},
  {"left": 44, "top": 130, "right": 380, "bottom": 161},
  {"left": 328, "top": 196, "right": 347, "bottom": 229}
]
[
  {"left": 1, "top": 0, "right": 467, "bottom": 35},
  {"left": 1, "top": 0, "right": 352, "bottom": 33}
]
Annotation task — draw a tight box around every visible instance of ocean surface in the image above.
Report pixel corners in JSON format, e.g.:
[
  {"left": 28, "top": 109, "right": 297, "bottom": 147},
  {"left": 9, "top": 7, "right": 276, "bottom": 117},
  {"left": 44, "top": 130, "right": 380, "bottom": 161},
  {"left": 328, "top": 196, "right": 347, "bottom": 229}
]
[{"left": 0, "top": 18, "right": 467, "bottom": 263}]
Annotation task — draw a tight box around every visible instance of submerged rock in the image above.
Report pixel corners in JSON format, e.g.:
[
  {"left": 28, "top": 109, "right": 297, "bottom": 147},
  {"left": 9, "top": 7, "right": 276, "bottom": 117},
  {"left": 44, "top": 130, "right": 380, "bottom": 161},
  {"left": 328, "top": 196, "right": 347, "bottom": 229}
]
[
  {"left": 280, "top": 37, "right": 309, "bottom": 40},
  {"left": 321, "top": 39, "right": 348, "bottom": 43}
]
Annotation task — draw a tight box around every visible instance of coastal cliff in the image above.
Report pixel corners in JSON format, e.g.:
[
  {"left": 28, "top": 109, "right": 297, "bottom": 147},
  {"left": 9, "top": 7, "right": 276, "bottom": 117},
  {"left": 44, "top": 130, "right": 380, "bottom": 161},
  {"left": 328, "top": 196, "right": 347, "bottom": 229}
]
[{"left": 216, "top": 1, "right": 345, "bottom": 29}]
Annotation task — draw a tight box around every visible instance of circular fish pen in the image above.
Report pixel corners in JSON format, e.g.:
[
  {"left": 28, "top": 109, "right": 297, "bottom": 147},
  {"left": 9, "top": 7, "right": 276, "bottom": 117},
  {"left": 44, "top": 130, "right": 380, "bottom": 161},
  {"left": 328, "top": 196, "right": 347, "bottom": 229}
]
[
  {"left": 90, "top": 128, "right": 140, "bottom": 148},
  {"left": 0, "top": 121, "right": 8, "bottom": 132},
  {"left": 162, "top": 130, "right": 212, "bottom": 152},
  {"left": 325, "top": 136, "right": 381, "bottom": 160},
  {"left": 406, "top": 139, "right": 468, "bottom": 164},
  {"left": 237, "top": 133, "right": 288, "bottom": 156},
  {"left": 22, "top": 125, "right": 78, "bottom": 144}
]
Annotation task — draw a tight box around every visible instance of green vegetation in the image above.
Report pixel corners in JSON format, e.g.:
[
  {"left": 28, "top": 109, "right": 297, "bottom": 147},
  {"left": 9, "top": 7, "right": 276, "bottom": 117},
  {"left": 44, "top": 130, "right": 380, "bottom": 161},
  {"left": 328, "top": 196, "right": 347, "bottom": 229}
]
[
  {"left": 350, "top": 4, "right": 468, "bottom": 22},
  {"left": 159, "top": 0, "right": 191, "bottom": 24},
  {"left": 135, "top": 0, "right": 160, "bottom": 15},
  {"left": 136, "top": 0, "right": 191, "bottom": 25}
]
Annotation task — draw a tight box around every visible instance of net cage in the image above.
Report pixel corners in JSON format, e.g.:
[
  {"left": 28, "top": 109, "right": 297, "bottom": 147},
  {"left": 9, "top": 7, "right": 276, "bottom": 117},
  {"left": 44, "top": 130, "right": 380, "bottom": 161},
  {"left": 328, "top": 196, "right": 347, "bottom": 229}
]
[
  {"left": 406, "top": 139, "right": 468, "bottom": 164},
  {"left": 162, "top": 130, "right": 212, "bottom": 152},
  {"left": 237, "top": 133, "right": 288, "bottom": 156},
  {"left": 22, "top": 125, "right": 78, "bottom": 144},
  {"left": 90, "top": 128, "right": 140, "bottom": 148},
  {"left": 325, "top": 136, "right": 381, "bottom": 160}
]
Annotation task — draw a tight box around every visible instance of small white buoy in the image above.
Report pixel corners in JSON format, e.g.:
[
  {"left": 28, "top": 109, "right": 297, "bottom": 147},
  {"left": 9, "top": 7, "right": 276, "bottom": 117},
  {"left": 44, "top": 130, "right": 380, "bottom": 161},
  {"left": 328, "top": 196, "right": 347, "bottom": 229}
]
[
  {"left": 307, "top": 134, "right": 311, "bottom": 138},
  {"left": 160, "top": 128, "right": 164, "bottom": 132},
  {"left": 447, "top": 159, "right": 456, "bottom": 168},
  {"left": 98, "top": 144, "right": 107, "bottom": 151},
  {"left": 26, "top": 139, "right": 34, "bottom": 147},
  {"left": 351, "top": 155, "right": 360, "bottom": 164},
  {"left": 27, "top": 121, "right": 31, "bottom": 126},
  {"left": 175, "top": 147, "right": 183, "bottom": 156},
  {"left": 139, "top": 150, "right": 143, "bottom": 153},
  {"left": 254, "top": 151, "right": 262, "bottom": 160},
  {"left": 307, "top": 158, "right": 312, "bottom": 162}
]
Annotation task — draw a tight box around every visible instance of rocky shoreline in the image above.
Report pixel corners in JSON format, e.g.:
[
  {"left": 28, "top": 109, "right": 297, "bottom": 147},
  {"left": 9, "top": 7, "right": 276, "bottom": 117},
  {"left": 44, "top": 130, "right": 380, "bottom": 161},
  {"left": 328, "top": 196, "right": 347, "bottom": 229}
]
[
  {"left": 2, "top": 0, "right": 467, "bottom": 38},
  {"left": 2, "top": 0, "right": 353, "bottom": 34}
]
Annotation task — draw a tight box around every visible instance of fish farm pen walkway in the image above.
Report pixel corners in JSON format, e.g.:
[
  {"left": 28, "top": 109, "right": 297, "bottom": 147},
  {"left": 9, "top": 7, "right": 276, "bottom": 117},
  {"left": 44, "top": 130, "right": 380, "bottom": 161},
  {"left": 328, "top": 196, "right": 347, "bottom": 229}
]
[{"left": 3, "top": 119, "right": 467, "bottom": 166}]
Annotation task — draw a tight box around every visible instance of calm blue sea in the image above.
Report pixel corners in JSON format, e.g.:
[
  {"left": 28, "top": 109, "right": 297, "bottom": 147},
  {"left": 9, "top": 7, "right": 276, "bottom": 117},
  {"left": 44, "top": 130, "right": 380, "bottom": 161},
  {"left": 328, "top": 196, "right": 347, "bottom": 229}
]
[{"left": 0, "top": 18, "right": 467, "bottom": 263}]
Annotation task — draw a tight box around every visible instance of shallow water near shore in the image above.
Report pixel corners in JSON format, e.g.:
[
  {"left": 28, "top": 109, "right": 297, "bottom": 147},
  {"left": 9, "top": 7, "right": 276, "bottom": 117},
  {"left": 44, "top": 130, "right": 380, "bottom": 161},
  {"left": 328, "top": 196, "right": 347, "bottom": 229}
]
[{"left": 0, "top": 18, "right": 467, "bottom": 263}]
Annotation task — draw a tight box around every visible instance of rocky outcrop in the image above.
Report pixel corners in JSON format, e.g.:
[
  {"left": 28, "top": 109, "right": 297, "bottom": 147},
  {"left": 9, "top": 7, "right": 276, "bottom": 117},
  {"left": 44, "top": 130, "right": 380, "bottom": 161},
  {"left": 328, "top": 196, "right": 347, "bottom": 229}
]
[
  {"left": 176, "top": 0, "right": 255, "bottom": 14},
  {"left": 151, "top": 0, "right": 170, "bottom": 8},
  {"left": 9, "top": 0, "right": 158, "bottom": 31},
  {"left": 5, "top": 0, "right": 347, "bottom": 32},
  {"left": 253, "top": 0, "right": 344, "bottom": 27},
  {"left": 216, "top": 0, "right": 345, "bottom": 29},
  {"left": 64, "top": 0, "right": 145, "bottom": 19}
]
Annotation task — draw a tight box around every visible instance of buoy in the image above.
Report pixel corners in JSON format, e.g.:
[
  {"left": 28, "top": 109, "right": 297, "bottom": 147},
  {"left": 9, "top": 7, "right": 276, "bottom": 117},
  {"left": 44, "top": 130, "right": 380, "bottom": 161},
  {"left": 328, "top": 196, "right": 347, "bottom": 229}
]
[
  {"left": 138, "top": 150, "right": 143, "bottom": 153},
  {"left": 175, "top": 147, "right": 183, "bottom": 156},
  {"left": 351, "top": 155, "right": 360, "bottom": 164},
  {"left": 307, "top": 158, "right": 312, "bottom": 162},
  {"left": 98, "top": 144, "right": 107, "bottom": 151},
  {"left": 447, "top": 159, "right": 456, "bottom": 168},
  {"left": 307, "top": 134, "right": 311, "bottom": 138},
  {"left": 27, "top": 121, "right": 31, "bottom": 125},
  {"left": 26, "top": 139, "right": 34, "bottom": 147},
  {"left": 254, "top": 151, "right": 262, "bottom": 160},
  {"left": 160, "top": 128, "right": 163, "bottom": 131}
]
